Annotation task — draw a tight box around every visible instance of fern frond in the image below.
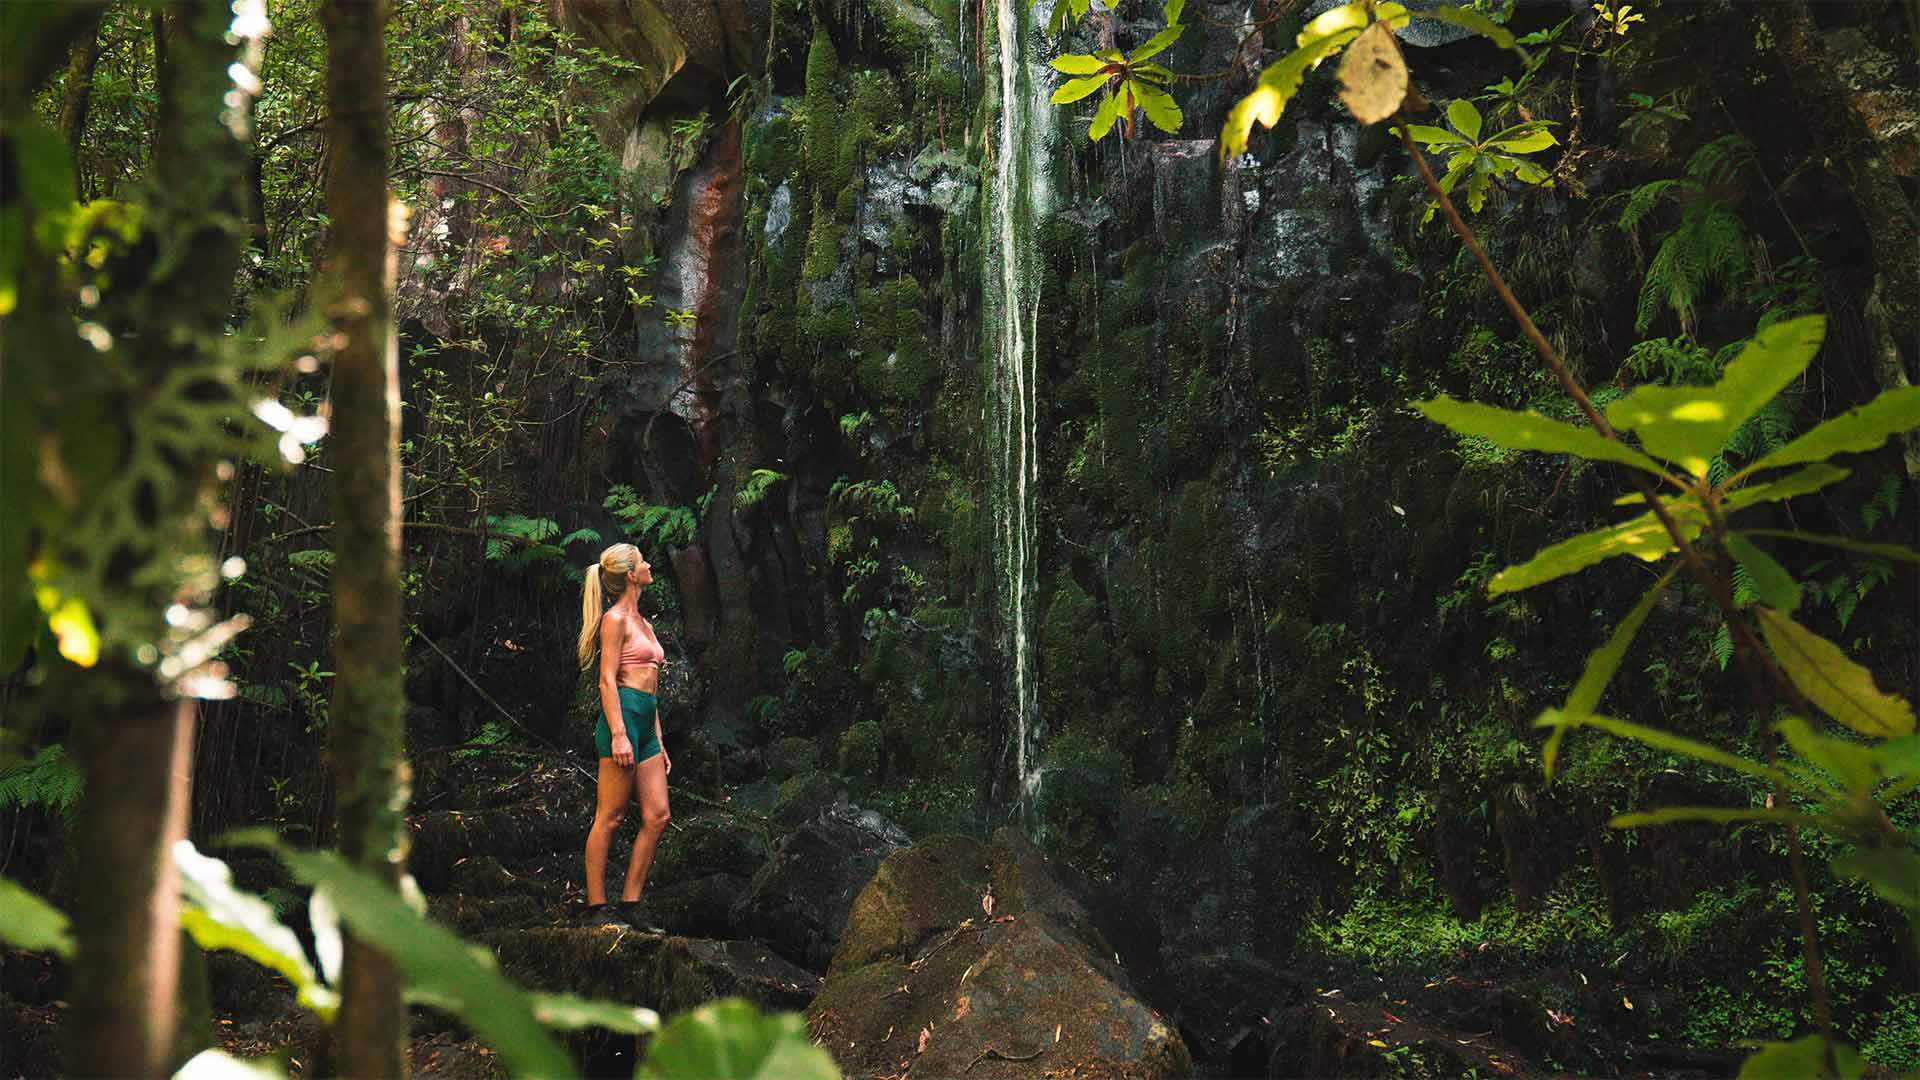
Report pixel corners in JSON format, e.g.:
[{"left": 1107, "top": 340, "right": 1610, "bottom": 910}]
[
  {"left": 1685, "top": 134, "right": 1753, "bottom": 186},
  {"left": 0, "top": 744, "right": 83, "bottom": 816}
]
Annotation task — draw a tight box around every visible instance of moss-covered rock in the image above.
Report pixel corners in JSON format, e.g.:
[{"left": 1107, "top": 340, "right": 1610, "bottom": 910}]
[
  {"left": 482, "top": 928, "right": 819, "bottom": 1016},
  {"left": 765, "top": 734, "right": 821, "bottom": 780},
  {"left": 838, "top": 719, "right": 883, "bottom": 780}
]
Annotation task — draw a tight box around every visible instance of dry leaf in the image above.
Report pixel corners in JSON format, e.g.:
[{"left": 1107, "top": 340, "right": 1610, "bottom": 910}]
[
  {"left": 917, "top": 1027, "right": 930, "bottom": 1054},
  {"left": 1054, "top": 1024, "right": 1062, "bottom": 1043},
  {"left": 1336, "top": 21, "right": 1408, "bottom": 124},
  {"left": 982, "top": 890, "right": 995, "bottom": 917}
]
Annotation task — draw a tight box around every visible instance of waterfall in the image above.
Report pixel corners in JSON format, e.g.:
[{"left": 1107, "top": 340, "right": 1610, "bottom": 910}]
[{"left": 986, "top": 0, "right": 1054, "bottom": 823}]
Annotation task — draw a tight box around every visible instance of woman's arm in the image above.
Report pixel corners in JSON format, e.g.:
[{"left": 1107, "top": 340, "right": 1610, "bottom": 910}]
[{"left": 598, "top": 612, "right": 633, "bottom": 766}]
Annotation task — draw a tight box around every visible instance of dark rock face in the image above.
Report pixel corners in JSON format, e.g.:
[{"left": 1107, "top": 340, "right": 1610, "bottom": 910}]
[
  {"left": 810, "top": 827, "right": 1191, "bottom": 1080},
  {"left": 730, "top": 795, "right": 912, "bottom": 970},
  {"left": 484, "top": 927, "right": 819, "bottom": 1015}
]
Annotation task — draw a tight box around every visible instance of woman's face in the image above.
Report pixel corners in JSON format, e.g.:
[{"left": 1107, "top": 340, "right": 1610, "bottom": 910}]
[{"left": 631, "top": 552, "right": 653, "bottom": 588}]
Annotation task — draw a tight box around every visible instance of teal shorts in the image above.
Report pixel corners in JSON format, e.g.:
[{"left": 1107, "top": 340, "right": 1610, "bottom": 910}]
[{"left": 595, "top": 687, "right": 662, "bottom": 762}]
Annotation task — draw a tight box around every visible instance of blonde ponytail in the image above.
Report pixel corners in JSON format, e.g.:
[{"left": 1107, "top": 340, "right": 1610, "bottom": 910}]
[
  {"left": 577, "top": 564, "right": 603, "bottom": 668},
  {"left": 577, "top": 543, "right": 641, "bottom": 668}
]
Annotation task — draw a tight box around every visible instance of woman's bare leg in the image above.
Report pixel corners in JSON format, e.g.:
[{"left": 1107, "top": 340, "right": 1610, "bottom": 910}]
[
  {"left": 584, "top": 757, "right": 630, "bottom": 906},
  {"left": 618, "top": 753, "right": 671, "bottom": 902}
]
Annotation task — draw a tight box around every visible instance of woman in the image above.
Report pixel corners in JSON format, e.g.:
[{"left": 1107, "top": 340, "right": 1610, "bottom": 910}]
[{"left": 576, "top": 542, "right": 671, "bottom": 930}]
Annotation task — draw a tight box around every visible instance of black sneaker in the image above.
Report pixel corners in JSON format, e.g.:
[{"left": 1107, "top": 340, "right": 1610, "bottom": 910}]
[
  {"left": 613, "top": 900, "right": 665, "bottom": 934},
  {"left": 574, "top": 903, "right": 628, "bottom": 929}
]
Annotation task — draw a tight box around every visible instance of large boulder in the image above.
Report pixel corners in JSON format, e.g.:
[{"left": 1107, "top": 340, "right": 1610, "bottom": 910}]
[
  {"left": 483, "top": 927, "right": 819, "bottom": 1016},
  {"left": 729, "top": 794, "right": 910, "bottom": 970},
  {"left": 808, "top": 829, "right": 1191, "bottom": 1080}
]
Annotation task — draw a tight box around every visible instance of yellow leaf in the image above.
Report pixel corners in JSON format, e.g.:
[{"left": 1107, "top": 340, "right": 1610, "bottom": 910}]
[
  {"left": 1368, "top": 1039, "right": 1389, "bottom": 1048},
  {"left": 30, "top": 573, "right": 99, "bottom": 668},
  {"left": 1336, "top": 22, "right": 1406, "bottom": 124}
]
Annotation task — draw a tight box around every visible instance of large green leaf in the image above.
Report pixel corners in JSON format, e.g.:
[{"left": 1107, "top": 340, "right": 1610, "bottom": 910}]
[
  {"left": 1133, "top": 80, "right": 1183, "bottom": 133},
  {"left": 1089, "top": 89, "right": 1123, "bottom": 140},
  {"left": 1739, "top": 528, "right": 1920, "bottom": 565},
  {"left": 638, "top": 999, "right": 841, "bottom": 1080},
  {"left": 1545, "top": 564, "right": 1679, "bottom": 778},
  {"left": 1219, "top": 28, "right": 1357, "bottom": 157},
  {"left": 1486, "top": 126, "right": 1557, "bottom": 154},
  {"left": 1411, "top": 5, "right": 1518, "bottom": 50},
  {"left": 1489, "top": 500, "right": 1706, "bottom": 595},
  {"left": 1536, "top": 710, "right": 1798, "bottom": 790},
  {"left": 1832, "top": 848, "right": 1920, "bottom": 912},
  {"left": 1738, "top": 1034, "right": 1864, "bottom": 1080},
  {"left": 1051, "top": 73, "right": 1109, "bottom": 104},
  {"left": 1447, "top": 97, "right": 1482, "bottom": 141},
  {"left": 1722, "top": 464, "right": 1849, "bottom": 512},
  {"left": 1775, "top": 716, "right": 1878, "bottom": 795},
  {"left": 1605, "top": 316, "right": 1827, "bottom": 477},
  {"left": 1050, "top": 53, "right": 1109, "bottom": 75},
  {"left": 1756, "top": 607, "right": 1915, "bottom": 738},
  {"left": 1726, "top": 534, "right": 1799, "bottom": 612},
  {"left": 1129, "top": 23, "right": 1185, "bottom": 63},
  {"left": 1742, "top": 385, "right": 1920, "bottom": 478},
  {"left": 175, "top": 841, "right": 336, "bottom": 1016},
  {"left": 230, "top": 830, "right": 575, "bottom": 1079},
  {"left": 1404, "top": 124, "right": 1466, "bottom": 147},
  {"left": 1611, "top": 806, "right": 1820, "bottom": 829},
  {"left": 1415, "top": 396, "right": 1670, "bottom": 475},
  {"left": 0, "top": 873, "right": 72, "bottom": 956}
]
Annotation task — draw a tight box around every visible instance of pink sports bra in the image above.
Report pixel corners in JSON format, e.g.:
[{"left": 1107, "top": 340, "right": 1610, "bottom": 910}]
[{"left": 616, "top": 612, "right": 664, "bottom": 670}]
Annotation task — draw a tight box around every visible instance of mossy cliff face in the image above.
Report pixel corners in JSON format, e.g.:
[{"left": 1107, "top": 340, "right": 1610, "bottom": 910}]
[{"left": 441, "top": 0, "right": 1919, "bottom": 1063}]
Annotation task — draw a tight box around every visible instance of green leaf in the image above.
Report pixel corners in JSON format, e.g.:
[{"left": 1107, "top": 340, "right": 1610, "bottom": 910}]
[
  {"left": 1164, "top": 0, "right": 1187, "bottom": 25},
  {"left": 1832, "top": 848, "right": 1920, "bottom": 912},
  {"left": 1297, "top": 1, "right": 1371, "bottom": 45},
  {"left": 175, "top": 841, "right": 336, "bottom": 1017},
  {"left": 1536, "top": 710, "right": 1797, "bottom": 790},
  {"left": 1775, "top": 716, "right": 1878, "bottom": 795},
  {"left": 9, "top": 121, "right": 77, "bottom": 225},
  {"left": 1050, "top": 53, "right": 1109, "bottom": 75},
  {"left": 1739, "top": 529, "right": 1920, "bottom": 565},
  {"left": 1413, "top": 5, "right": 1517, "bottom": 50},
  {"left": 638, "top": 999, "right": 841, "bottom": 1080},
  {"left": 0, "top": 873, "right": 72, "bottom": 956},
  {"left": 1723, "top": 464, "right": 1849, "bottom": 512},
  {"left": 532, "top": 993, "right": 662, "bottom": 1035},
  {"left": 1051, "top": 73, "right": 1110, "bottom": 105},
  {"left": 229, "top": 830, "right": 575, "bottom": 1079},
  {"left": 1726, "top": 534, "right": 1799, "bottom": 612},
  {"left": 1219, "top": 28, "right": 1358, "bottom": 158},
  {"left": 1545, "top": 563, "right": 1678, "bottom": 779},
  {"left": 1605, "top": 316, "right": 1826, "bottom": 477},
  {"left": 1089, "top": 89, "right": 1123, "bottom": 141},
  {"left": 1133, "top": 80, "right": 1183, "bottom": 133},
  {"left": 1415, "top": 396, "right": 1671, "bottom": 475},
  {"left": 1611, "top": 806, "right": 1820, "bottom": 829},
  {"left": 1447, "top": 97, "right": 1482, "bottom": 141},
  {"left": 1489, "top": 500, "right": 1707, "bottom": 595},
  {"left": 1486, "top": 127, "right": 1557, "bottom": 153},
  {"left": 1405, "top": 124, "right": 1467, "bottom": 147},
  {"left": 1738, "top": 1034, "right": 1864, "bottom": 1080},
  {"left": 1129, "top": 23, "right": 1185, "bottom": 63},
  {"left": 1756, "top": 607, "right": 1915, "bottom": 737},
  {"left": 1742, "top": 386, "right": 1920, "bottom": 478}
]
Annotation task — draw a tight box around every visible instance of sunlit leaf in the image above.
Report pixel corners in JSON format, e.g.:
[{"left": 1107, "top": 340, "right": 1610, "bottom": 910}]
[
  {"left": 1486, "top": 127, "right": 1558, "bottom": 153},
  {"left": 1738, "top": 1034, "right": 1864, "bottom": 1080},
  {"left": 1722, "top": 464, "right": 1849, "bottom": 512},
  {"left": 1605, "top": 316, "right": 1826, "bottom": 477},
  {"left": 228, "top": 830, "right": 575, "bottom": 1078},
  {"left": 1050, "top": 53, "right": 1109, "bottom": 75},
  {"left": 176, "top": 841, "right": 337, "bottom": 1017},
  {"left": 174, "top": 1049, "right": 288, "bottom": 1079},
  {"left": 638, "top": 999, "right": 841, "bottom": 1080},
  {"left": 1051, "top": 73, "right": 1110, "bottom": 104},
  {"left": 1741, "top": 386, "right": 1920, "bottom": 479},
  {"left": 1489, "top": 500, "right": 1707, "bottom": 595},
  {"left": 1129, "top": 23, "right": 1185, "bottom": 63},
  {"left": 1611, "top": 806, "right": 1820, "bottom": 829},
  {"left": 1447, "top": 97, "right": 1482, "bottom": 142},
  {"left": 533, "top": 993, "right": 661, "bottom": 1035},
  {"left": 1415, "top": 396, "right": 1670, "bottom": 475},
  {"left": 1756, "top": 607, "right": 1915, "bottom": 738},
  {"left": 0, "top": 873, "right": 72, "bottom": 956},
  {"left": 1404, "top": 124, "right": 1466, "bottom": 147},
  {"left": 1725, "top": 534, "right": 1799, "bottom": 611},
  {"left": 1219, "top": 28, "right": 1357, "bottom": 158},
  {"left": 1089, "top": 89, "right": 1123, "bottom": 140},
  {"left": 1336, "top": 22, "right": 1407, "bottom": 124},
  {"left": 1133, "top": 81, "right": 1183, "bottom": 133}
]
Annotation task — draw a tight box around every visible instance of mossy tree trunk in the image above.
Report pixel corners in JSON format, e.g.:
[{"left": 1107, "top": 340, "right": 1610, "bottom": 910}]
[
  {"left": 321, "top": 0, "right": 411, "bottom": 1074},
  {"left": 63, "top": 2, "right": 250, "bottom": 1075}
]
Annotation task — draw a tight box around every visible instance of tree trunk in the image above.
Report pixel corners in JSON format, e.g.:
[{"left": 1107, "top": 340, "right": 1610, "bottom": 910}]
[
  {"left": 55, "top": 7, "right": 105, "bottom": 182},
  {"left": 321, "top": 1, "right": 410, "bottom": 1075},
  {"left": 63, "top": 1, "right": 251, "bottom": 1074}
]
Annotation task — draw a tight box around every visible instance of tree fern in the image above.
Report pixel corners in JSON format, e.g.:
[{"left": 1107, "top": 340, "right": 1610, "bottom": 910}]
[
  {"left": 1609, "top": 135, "right": 1756, "bottom": 335},
  {"left": 0, "top": 744, "right": 83, "bottom": 817}
]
